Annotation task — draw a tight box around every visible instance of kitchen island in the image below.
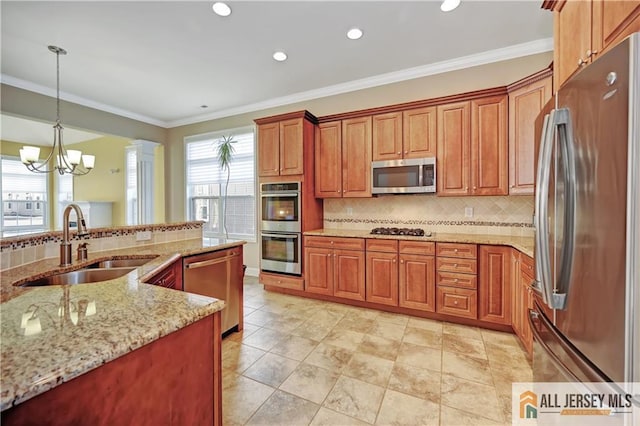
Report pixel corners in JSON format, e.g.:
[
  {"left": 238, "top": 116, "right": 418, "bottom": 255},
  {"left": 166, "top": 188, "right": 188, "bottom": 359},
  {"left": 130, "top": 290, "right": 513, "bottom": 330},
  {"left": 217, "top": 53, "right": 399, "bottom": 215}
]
[{"left": 0, "top": 238, "right": 245, "bottom": 425}]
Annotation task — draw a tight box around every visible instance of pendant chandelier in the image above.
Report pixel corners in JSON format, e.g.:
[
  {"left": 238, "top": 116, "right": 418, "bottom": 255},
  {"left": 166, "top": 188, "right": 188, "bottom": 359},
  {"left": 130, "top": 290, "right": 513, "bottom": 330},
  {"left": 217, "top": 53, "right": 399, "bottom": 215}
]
[{"left": 20, "top": 45, "right": 95, "bottom": 175}]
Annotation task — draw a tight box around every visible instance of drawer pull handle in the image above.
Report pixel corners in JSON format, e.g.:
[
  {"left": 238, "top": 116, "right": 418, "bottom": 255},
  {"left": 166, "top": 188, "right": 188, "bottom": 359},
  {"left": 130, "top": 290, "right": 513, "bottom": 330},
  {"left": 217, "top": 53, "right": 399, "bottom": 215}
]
[
  {"left": 454, "top": 249, "right": 458, "bottom": 252},
  {"left": 454, "top": 263, "right": 458, "bottom": 268},
  {"left": 454, "top": 300, "right": 459, "bottom": 305}
]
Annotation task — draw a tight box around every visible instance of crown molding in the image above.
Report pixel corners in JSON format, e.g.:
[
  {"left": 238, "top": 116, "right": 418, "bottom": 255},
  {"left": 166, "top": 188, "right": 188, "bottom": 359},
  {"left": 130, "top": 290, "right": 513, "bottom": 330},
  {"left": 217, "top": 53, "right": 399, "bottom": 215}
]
[
  {"left": 168, "top": 37, "right": 553, "bottom": 127},
  {"left": 3, "top": 37, "right": 553, "bottom": 129},
  {"left": 1, "top": 74, "right": 166, "bottom": 128}
]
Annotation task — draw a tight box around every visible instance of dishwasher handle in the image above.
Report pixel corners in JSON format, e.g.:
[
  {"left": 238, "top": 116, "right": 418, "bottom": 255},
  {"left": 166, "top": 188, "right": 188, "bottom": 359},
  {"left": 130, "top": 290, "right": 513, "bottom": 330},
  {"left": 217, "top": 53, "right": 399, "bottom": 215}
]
[{"left": 184, "top": 252, "right": 240, "bottom": 269}]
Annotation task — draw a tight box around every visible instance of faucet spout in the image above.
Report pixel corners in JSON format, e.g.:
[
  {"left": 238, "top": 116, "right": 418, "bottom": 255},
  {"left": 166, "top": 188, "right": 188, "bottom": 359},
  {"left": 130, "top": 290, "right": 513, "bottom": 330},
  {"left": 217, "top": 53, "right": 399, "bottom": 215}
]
[{"left": 60, "top": 203, "right": 88, "bottom": 266}]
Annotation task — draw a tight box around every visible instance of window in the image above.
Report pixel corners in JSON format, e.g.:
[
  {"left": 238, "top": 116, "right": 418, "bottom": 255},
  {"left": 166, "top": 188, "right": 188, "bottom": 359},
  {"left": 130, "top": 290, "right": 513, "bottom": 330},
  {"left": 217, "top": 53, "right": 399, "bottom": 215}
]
[
  {"left": 185, "top": 127, "right": 255, "bottom": 241},
  {"left": 125, "top": 146, "right": 138, "bottom": 225},
  {"left": 1, "top": 156, "right": 49, "bottom": 237}
]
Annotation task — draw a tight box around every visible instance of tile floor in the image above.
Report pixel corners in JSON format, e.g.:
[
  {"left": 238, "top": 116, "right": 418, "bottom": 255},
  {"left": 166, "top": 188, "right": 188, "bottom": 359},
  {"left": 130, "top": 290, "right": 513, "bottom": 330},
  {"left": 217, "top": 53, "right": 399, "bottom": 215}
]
[{"left": 222, "top": 276, "right": 532, "bottom": 425}]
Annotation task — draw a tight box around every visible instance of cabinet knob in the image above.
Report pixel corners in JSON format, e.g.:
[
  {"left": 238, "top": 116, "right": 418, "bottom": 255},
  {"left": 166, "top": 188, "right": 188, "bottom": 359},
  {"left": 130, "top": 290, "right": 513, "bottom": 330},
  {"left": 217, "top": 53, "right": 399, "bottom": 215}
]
[
  {"left": 397, "top": 152, "right": 401, "bottom": 155},
  {"left": 330, "top": 241, "right": 334, "bottom": 244},
  {"left": 400, "top": 259, "right": 404, "bottom": 264},
  {"left": 404, "top": 151, "right": 408, "bottom": 154},
  {"left": 578, "top": 58, "right": 587, "bottom": 66},
  {"left": 473, "top": 186, "right": 477, "bottom": 190},
  {"left": 454, "top": 300, "right": 459, "bottom": 305},
  {"left": 586, "top": 49, "right": 597, "bottom": 57},
  {"left": 327, "top": 254, "right": 331, "bottom": 258},
  {"left": 454, "top": 278, "right": 459, "bottom": 283},
  {"left": 454, "top": 263, "right": 458, "bottom": 268},
  {"left": 392, "top": 258, "right": 396, "bottom": 263},
  {"left": 454, "top": 249, "right": 458, "bottom": 253},
  {"left": 510, "top": 184, "right": 515, "bottom": 188}
]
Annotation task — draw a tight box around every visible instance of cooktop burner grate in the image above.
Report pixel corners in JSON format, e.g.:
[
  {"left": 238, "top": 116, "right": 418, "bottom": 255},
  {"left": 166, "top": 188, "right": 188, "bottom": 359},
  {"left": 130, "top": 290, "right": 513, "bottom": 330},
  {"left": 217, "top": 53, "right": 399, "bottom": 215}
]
[{"left": 369, "top": 227, "right": 432, "bottom": 237}]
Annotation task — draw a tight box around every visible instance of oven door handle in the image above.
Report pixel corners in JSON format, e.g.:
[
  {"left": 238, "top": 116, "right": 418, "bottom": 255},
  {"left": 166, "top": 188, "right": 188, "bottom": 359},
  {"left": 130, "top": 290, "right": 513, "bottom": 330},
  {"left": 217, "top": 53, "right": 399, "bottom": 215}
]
[
  {"left": 261, "top": 232, "right": 300, "bottom": 239},
  {"left": 260, "top": 193, "right": 299, "bottom": 198}
]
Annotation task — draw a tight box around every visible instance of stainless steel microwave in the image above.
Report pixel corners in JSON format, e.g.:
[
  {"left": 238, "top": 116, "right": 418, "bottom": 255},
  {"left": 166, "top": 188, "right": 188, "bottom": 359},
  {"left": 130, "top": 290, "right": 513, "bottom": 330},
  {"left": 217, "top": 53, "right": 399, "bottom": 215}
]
[{"left": 371, "top": 157, "right": 436, "bottom": 194}]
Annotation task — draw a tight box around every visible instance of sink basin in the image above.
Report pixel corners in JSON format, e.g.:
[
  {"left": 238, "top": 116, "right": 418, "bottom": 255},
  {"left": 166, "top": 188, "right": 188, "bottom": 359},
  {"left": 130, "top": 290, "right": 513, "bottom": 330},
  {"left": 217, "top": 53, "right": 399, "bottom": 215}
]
[
  {"left": 85, "top": 257, "right": 156, "bottom": 269},
  {"left": 19, "top": 267, "right": 135, "bottom": 287}
]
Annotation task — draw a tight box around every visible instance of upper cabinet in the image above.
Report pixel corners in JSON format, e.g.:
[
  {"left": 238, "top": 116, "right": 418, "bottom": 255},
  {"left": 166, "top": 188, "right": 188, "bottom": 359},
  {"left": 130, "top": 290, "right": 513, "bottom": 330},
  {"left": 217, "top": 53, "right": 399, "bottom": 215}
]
[
  {"left": 508, "top": 71, "right": 553, "bottom": 195},
  {"left": 256, "top": 111, "right": 316, "bottom": 178},
  {"left": 372, "top": 108, "right": 436, "bottom": 161},
  {"left": 437, "top": 94, "right": 507, "bottom": 196},
  {"left": 547, "top": 0, "right": 640, "bottom": 89},
  {"left": 315, "top": 117, "right": 372, "bottom": 198}
]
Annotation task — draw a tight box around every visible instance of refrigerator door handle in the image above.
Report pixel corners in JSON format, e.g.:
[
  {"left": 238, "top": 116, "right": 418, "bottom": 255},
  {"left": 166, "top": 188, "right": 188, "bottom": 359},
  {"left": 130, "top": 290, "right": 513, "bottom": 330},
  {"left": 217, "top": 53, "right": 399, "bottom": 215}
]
[
  {"left": 535, "top": 111, "right": 556, "bottom": 308},
  {"left": 551, "top": 108, "right": 578, "bottom": 310}
]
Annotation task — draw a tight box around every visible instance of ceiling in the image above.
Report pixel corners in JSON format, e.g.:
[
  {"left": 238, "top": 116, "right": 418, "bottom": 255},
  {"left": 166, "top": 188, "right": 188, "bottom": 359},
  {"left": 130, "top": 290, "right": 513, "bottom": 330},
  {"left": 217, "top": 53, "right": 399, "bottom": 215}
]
[
  {"left": 1, "top": 114, "right": 105, "bottom": 147},
  {"left": 1, "top": 1, "right": 553, "bottom": 128}
]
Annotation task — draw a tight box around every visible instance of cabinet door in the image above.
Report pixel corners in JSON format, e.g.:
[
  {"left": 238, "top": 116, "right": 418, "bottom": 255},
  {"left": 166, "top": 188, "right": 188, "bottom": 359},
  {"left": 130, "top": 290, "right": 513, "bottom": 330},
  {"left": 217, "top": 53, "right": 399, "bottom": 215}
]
[
  {"left": 510, "top": 250, "right": 522, "bottom": 336},
  {"left": 342, "top": 117, "right": 372, "bottom": 198},
  {"left": 555, "top": 0, "right": 592, "bottom": 88},
  {"left": 148, "top": 259, "right": 183, "bottom": 290},
  {"left": 508, "top": 76, "right": 552, "bottom": 194},
  {"left": 471, "top": 95, "right": 508, "bottom": 196},
  {"left": 258, "top": 122, "right": 280, "bottom": 177},
  {"left": 280, "top": 118, "right": 304, "bottom": 176},
  {"left": 596, "top": 0, "right": 640, "bottom": 52},
  {"left": 437, "top": 101, "right": 470, "bottom": 196},
  {"left": 478, "top": 245, "right": 511, "bottom": 325},
  {"left": 315, "top": 121, "right": 343, "bottom": 198},
  {"left": 403, "top": 106, "right": 437, "bottom": 159},
  {"left": 399, "top": 254, "right": 436, "bottom": 312},
  {"left": 334, "top": 249, "right": 366, "bottom": 301},
  {"left": 366, "top": 251, "right": 398, "bottom": 306},
  {"left": 305, "top": 247, "right": 333, "bottom": 295},
  {"left": 372, "top": 112, "right": 402, "bottom": 161}
]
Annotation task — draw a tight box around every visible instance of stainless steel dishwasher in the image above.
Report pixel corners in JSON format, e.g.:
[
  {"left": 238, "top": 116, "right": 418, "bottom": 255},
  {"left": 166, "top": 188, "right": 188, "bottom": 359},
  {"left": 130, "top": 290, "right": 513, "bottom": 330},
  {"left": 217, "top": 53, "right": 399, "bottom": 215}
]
[{"left": 183, "top": 246, "right": 243, "bottom": 335}]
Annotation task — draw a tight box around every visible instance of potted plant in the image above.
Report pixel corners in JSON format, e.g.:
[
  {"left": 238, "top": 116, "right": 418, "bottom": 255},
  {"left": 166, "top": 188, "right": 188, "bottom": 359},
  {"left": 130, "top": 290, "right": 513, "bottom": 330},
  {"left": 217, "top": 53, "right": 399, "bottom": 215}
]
[{"left": 215, "top": 135, "right": 236, "bottom": 238}]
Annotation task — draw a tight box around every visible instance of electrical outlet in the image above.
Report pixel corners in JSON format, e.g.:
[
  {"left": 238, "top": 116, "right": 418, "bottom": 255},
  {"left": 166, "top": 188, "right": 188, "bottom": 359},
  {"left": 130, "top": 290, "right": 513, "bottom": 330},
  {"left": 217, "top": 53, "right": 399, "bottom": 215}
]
[
  {"left": 346, "top": 207, "right": 353, "bottom": 216},
  {"left": 136, "top": 231, "right": 152, "bottom": 241},
  {"left": 464, "top": 207, "right": 474, "bottom": 218}
]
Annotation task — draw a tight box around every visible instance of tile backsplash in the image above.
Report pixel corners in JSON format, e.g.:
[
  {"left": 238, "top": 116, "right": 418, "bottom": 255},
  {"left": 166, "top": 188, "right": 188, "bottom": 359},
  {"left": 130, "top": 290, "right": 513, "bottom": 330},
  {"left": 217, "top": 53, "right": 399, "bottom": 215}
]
[
  {"left": 324, "top": 195, "right": 534, "bottom": 236},
  {"left": 1, "top": 222, "right": 204, "bottom": 271}
]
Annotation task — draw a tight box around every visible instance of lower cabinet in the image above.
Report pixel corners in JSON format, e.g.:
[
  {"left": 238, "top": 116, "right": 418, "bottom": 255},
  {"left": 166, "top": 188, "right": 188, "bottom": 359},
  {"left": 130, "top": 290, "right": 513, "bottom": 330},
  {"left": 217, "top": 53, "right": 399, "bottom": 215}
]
[
  {"left": 512, "top": 252, "right": 535, "bottom": 357},
  {"left": 478, "top": 245, "right": 512, "bottom": 325},
  {"left": 435, "top": 242, "right": 478, "bottom": 319},
  {"left": 145, "top": 258, "right": 183, "bottom": 290},
  {"left": 365, "top": 240, "right": 399, "bottom": 306},
  {"left": 304, "top": 236, "right": 365, "bottom": 301},
  {"left": 398, "top": 241, "right": 436, "bottom": 312}
]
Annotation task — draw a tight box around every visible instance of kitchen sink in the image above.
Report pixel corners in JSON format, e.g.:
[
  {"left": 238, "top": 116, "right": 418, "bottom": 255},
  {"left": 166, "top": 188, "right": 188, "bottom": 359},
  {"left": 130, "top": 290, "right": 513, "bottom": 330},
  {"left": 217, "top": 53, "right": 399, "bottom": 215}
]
[
  {"left": 19, "top": 267, "right": 136, "bottom": 287},
  {"left": 84, "top": 257, "right": 156, "bottom": 269}
]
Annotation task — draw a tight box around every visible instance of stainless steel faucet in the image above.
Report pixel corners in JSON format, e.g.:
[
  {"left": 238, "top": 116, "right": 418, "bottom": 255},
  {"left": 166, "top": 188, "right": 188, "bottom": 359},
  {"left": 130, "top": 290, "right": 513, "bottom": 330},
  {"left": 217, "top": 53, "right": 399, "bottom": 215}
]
[{"left": 60, "top": 203, "right": 89, "bottom": 266}]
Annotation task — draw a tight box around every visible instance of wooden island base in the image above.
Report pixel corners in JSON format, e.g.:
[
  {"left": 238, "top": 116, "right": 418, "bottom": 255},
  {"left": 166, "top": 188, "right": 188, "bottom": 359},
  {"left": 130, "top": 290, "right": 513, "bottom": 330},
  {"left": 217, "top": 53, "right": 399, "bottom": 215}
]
[{"left": 2, "top": 313, "right": 222, "bottom": 426}]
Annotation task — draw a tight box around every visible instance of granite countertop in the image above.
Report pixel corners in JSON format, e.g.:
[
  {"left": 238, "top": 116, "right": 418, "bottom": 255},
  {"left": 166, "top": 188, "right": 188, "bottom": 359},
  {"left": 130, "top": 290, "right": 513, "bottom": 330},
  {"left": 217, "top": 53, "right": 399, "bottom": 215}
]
[
  {"left": 304, "top": 229, "right": 534, "bottom": 257},
  {"left": 0, "top": 238, "right": 245, "bottom": 411}
]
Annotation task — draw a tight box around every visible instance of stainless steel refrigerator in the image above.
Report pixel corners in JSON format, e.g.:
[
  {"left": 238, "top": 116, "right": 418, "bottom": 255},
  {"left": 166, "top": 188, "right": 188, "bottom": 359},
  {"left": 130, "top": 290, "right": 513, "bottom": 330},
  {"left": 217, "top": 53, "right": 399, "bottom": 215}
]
[{"left": 531, "top": 30, "right": 640, "bottom": 391}]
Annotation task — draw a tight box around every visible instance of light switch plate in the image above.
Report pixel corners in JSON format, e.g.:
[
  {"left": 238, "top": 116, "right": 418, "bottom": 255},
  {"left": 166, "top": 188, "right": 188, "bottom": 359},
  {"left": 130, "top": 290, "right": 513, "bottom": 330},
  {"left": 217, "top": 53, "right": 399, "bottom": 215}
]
[
  {"left": 464, "top": 207, "right": 473, "bottom": 218},
  {"left": 136, "top": 231, "right": 152, "bottom": 241}
]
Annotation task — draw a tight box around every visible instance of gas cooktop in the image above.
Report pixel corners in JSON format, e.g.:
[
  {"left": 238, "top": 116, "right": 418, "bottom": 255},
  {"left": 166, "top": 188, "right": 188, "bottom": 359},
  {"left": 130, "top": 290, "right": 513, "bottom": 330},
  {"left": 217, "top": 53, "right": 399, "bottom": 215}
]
[{"left": 370, "top": 227, "right": 432, "bottom": 237}]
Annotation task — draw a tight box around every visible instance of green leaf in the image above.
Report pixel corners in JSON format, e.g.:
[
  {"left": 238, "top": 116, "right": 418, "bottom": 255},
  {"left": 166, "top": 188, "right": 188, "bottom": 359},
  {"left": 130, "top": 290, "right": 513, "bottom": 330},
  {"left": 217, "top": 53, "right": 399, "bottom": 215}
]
[{"left": 215, "top": 135, "right": 236, "bottom": 171}]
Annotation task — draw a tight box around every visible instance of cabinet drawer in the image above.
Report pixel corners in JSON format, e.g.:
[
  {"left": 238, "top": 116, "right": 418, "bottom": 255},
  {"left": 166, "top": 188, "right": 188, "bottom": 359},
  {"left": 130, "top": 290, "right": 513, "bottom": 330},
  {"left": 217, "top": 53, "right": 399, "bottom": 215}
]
[
  {"left": 398, "top": 240, "right": 435, "bottom": 255},
  {"left": 304, "top": 236, "right": 365, "bottom": 250},
  {"left": 436, "top": 242, "right": 477, "bottom": 259},
  {"left": 436, "top": 271, "right": 477, "bottom": 289},
  {"left": 260, "top": 272, "right": 304, "bottom": 291},
  {"left": 436, "top": 257, "right": 477, "bottom": 274},
  {"left": 366, "top": 239, "right": 398, "bottom": 253},
  {"left": 437, "top": 287, "right": 477, "bottom": 319}
]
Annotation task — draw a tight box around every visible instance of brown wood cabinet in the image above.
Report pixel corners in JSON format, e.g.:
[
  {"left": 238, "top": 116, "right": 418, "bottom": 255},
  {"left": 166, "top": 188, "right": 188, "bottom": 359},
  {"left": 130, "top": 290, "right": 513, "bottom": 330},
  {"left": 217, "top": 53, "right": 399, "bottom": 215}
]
[
  {"left": 437, "top": 95, "right": 507, "bottom": 196},
  {"left": 365, "top": 239, "right": 398, "bottom": 306},
  {"left": 372, "top": 112, "right": 403, "bottom": 161},
  {"left": 479, "top": 245, "right": 511, "bottom": 325},
  {"left": 304, "top": 236, "right": 366, "bottom": 301},
  {"left": 315, "top": 118, "right": 372, "bottom": 198},
  {"left": 470, "top": 95, "right": 508, "bottom": 195},
  {"left": 372, "top": 108, "right": 437, "bottom": 161},
  {"left": 547, "top": 0, "right": 640, "bottom": 89},
  {"left": 508, "top": 71, "right": 553, "bottom": 195},
  {"left": 146, "top": 258, "right": 183, "bottom": 290},
  {"left": 435, "top": 242, "right": 478, "bottom": 319},
  {"left": 437, "top": 101, "right": 470, "bottom": 196},
  {"left": 512, "top": 250, "right": 535, "bottom": 357},
  {"left": 398, "top": 241, "right": 436, "bottom": 312},
  {"left": 256, "top": 112, "right": 316, "bottom": 177}
]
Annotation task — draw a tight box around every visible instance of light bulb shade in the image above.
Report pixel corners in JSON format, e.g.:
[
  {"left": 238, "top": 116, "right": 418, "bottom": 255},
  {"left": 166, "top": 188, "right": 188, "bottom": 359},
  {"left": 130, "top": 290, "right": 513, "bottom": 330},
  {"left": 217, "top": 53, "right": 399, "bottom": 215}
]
[
  {"left": 86, "top": 301, "right": 97, "bottom": 316},
  {"left": 21, "top": 146, "right": 40, "bottom": 163},
  {"left": 66, "top": 150, "right": 82, "bottom": 165},
  {"left": 24, "top": 316, "right": 42, "bottom": 336},
  {"left": 82, "top": 155, "right": 95, "bottom": 169}
]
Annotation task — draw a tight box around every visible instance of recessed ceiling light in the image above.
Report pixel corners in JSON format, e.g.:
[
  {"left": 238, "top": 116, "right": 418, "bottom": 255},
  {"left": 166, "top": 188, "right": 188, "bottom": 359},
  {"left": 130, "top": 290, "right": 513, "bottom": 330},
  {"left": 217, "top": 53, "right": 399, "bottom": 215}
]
[
  {"left": 347, "top": 28, "right": 363, "bottom": 40},
  {"left": 440, "top": 0, "right": 461, "bottom": 12},
  {"left": 212, "top": 2, "right": 231, "bottom": 17},
  {"left": 273, "top": 51, "right": 287, "bottom": 62}
]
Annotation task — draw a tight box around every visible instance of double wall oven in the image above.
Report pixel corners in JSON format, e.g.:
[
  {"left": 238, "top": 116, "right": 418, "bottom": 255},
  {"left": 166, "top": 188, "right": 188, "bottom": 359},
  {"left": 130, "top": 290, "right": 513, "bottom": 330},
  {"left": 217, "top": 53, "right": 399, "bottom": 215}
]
[{"left": 260, "top": 182, "right": 301, "bottom": 275}]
